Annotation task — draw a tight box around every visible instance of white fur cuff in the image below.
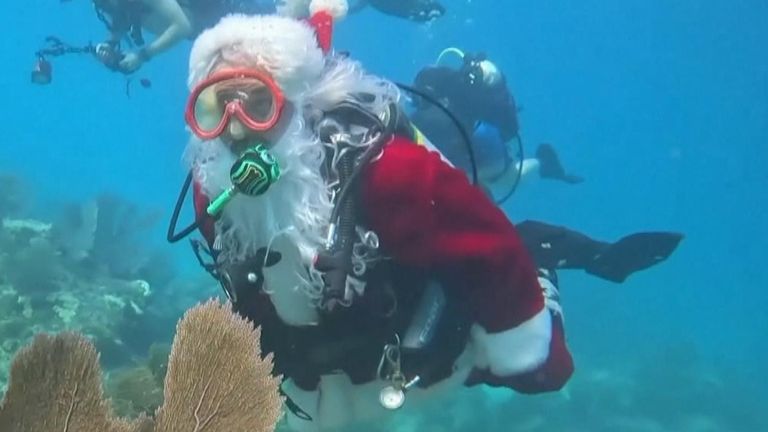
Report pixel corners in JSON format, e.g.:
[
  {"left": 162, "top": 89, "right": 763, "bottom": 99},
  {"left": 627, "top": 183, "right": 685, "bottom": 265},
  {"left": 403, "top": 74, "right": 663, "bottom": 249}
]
[{"left": 471, "top": 307, "right": 552, "bottom": 376}]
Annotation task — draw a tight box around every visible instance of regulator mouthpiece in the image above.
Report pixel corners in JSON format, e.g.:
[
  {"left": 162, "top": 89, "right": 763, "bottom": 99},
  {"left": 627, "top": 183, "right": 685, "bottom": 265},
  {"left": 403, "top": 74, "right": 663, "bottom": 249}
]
[{"left": 206, "top": 144, "right": 280, "bottom": 216}]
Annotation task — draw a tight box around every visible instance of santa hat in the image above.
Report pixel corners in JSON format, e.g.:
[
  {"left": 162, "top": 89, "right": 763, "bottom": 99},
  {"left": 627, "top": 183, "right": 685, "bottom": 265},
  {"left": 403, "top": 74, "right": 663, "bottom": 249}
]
[{"left": 188, "top": 0, "right": 348, "bottom": 99}]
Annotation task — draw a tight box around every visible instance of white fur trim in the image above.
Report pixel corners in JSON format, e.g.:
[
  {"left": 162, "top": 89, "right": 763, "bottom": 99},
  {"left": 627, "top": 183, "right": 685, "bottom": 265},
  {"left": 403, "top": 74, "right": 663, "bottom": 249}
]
[
  {"left": 310, "top": 0, "right": 349, "bottom": 20},
  {"left": 188, "top": 14, "right": 324, "bottom": 99},
  {"left": 470, "top": 307, "right": 552, "bottom": 376}
]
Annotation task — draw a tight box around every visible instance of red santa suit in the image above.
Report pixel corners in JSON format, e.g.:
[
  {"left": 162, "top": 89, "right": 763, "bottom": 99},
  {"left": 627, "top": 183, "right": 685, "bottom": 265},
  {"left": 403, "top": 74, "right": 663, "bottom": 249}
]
[
  {"left": 362, "top": 136, "right": 573, "bottom": 394},
  {"left": 190, "top": 134, "right": 574, "bottom": 430},
  {"left": 182, "top": 2, "right": 573, "bottom": 430}
]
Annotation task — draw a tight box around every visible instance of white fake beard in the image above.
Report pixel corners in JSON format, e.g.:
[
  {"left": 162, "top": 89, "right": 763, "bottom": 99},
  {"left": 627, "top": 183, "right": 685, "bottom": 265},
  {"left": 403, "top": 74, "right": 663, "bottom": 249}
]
[{"left": 184, "top": 114, "right": 334, "bottom": 287}]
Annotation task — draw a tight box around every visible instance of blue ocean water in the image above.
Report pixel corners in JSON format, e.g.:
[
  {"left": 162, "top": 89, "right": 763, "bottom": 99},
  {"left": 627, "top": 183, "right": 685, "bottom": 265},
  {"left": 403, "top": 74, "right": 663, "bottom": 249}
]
[{"left": 1, "top": 0, "right": 766, "bottom": 430}]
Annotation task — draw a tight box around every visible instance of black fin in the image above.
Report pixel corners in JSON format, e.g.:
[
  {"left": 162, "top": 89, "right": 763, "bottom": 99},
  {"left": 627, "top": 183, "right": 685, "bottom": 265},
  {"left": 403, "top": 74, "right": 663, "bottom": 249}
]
[
  {"left": 368, "top": 0, "right": 445, "bottom": 22},
  {"left": 516, "top": 220, "right": 607, "bottom": 270},
  {"left": 586, "top": 232, "right": 683, "bottom": 283},
  {"left": 536, "top": 143, "right": 584, "bottom": 184}
]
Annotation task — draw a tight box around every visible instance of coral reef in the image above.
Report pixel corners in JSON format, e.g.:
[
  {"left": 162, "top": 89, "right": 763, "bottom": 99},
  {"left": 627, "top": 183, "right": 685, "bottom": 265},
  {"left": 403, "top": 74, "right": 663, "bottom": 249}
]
[
  {"left": 146, "top": 342, "right": 172, "bottom": 385},
  {"left": 153, "top": 299, "right": 284, "bottom": 431},
  {"left": 367, "top": 343, "right": 768, "bottom": 432},
  {"left": 0, "top": 216, "right": 154, "bottom": 390},
  {"left": 0, "top": 172, "right": 28, "bottom": 220},
  {"left": 0, "top": 331, "right": 150, "bottom": 432},
  {"left": 0, "top": 299, "right": 284, "bottom": 432},
  {"left": 103, "top": 343, "right": 170, "bottom": 420},
  {"left": 51, "top": 193, "right": 176, "bottom": 287},
  {"left": 107, "top": 366, "right": 164, "bottom": 420},
  {"left": 0, "top": 177, "right": 194, "bottom": 390}
]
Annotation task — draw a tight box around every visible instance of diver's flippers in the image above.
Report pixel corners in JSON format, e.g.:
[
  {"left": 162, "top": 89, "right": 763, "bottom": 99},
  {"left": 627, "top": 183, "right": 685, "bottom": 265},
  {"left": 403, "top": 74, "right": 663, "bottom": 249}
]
[
  {"left": 369, "top": 0, "right": 445, "bottom": 22},
  {"left": 536, "top": 143, "right": 584, "bottom": 185},
  {"left": 586, "top": 232, "right": 683, "bottom": 283}
]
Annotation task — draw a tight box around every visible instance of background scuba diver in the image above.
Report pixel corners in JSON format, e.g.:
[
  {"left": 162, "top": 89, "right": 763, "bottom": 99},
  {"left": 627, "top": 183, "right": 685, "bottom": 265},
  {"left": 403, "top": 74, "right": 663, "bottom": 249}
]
[
  {"left": 408, "top": 48, "right": 683, "bottom": 291},
  {"left": 85, "top": 0, "right": 441, "bottom": 74},
  {"left": 83, "top": 0, "right": 275, "bottom": 73},
  {"left": 172, "top": 3, "right": 574, "bottom": 430},
  {"left": 410, "top": 48, "right": 584, "bottom": 200}
]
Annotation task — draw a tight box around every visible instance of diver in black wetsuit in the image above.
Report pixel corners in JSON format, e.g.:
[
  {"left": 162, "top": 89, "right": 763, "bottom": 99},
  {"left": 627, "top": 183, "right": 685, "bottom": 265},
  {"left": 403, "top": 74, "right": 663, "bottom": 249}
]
[
  {"left": 410, "top": 48, "right": 584, "bottom": 194},
  {"left": 409, "top": 48, "right": 683, "bottom": 292}
]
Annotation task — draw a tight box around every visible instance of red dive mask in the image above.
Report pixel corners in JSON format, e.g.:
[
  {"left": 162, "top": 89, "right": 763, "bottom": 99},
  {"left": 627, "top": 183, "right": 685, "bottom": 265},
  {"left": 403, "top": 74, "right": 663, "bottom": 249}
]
[{"left": 185, "top": 68, "right": 285, "bottom": 140}]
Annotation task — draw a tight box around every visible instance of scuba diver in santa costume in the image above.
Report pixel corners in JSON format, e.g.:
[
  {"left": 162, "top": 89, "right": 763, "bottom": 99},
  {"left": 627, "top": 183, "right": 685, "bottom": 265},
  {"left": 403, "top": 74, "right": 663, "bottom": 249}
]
[{"left": 167, "top": 0, "right": 573, "bottom": 430}]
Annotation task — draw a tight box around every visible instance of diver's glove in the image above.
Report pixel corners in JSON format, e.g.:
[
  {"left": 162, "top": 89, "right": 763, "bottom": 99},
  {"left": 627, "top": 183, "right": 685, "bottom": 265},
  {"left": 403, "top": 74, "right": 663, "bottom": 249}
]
[
  {"left": 94, "top": 42, "right": 126, "bottom": 72},
  {"left": 94, "top": 42, "right": 112, "bottom": 59},
  {"left": 119, "top": 50, "right": 146, "bottom": 73}
]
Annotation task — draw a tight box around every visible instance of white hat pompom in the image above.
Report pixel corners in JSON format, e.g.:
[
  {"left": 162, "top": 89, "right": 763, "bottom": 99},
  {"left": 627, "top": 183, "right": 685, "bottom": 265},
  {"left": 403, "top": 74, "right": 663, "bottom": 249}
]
[{"left": 309, "top": 0, "right": 349, "bottom": 20}]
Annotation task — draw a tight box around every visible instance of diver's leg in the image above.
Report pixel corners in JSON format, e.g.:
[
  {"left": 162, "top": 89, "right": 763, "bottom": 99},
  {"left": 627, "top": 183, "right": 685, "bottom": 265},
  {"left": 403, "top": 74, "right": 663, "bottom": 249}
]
[
  {"left": 516, "top": 220, "right": 609, "bottom": 271},
  {"left": 480, "top": 158, "right": 539, "bottom": 196},
  {"left": 518, "top": 158, "right": 541, "bottom": 179},
  {"left": 516, "top": 220, "right": 683, "bottom": 283},
  {"left": 483, "top": 144, "right": 580, "bottom": 192}
]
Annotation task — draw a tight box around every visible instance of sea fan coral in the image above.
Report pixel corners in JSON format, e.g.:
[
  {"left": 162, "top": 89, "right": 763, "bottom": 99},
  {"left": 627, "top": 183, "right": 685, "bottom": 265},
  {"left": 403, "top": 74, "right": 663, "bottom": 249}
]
[{"left": 0, "top": 298, "right": 284, "bottom": 432}]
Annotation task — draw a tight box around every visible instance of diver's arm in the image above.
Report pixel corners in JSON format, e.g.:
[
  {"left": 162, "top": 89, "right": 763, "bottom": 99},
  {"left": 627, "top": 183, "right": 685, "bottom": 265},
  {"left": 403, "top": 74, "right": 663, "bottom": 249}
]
[
  {"left": 117, "top": 0, "right": 192, "bottom": 72},
  {"left": 484, "top": 158, "right": 539, "bottom": 191},
  {"left": 362, "top": 137, "right": 573, "bottom": 393},
  {"left": 141, "top": 0, "right": 193, "bottom": 58}
]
